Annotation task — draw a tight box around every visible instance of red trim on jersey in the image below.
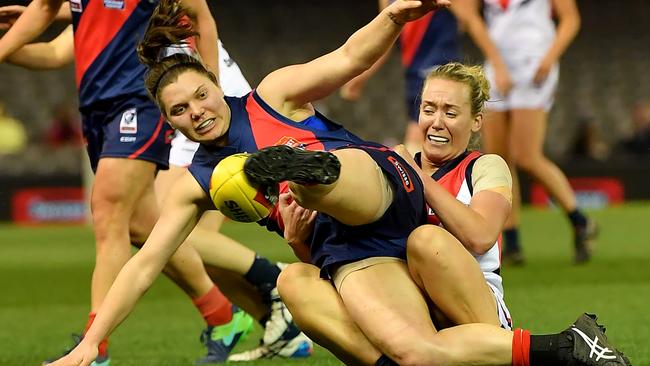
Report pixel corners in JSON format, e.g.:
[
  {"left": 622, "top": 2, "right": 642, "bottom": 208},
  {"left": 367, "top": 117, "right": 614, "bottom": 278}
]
[
  {"left": 499, "top": 0, "right": 510, "bottom": 10},
  {"left": 244, "top": 94, "right": 326, "bottom": 151},
  {"left": 400, "top": 11, "right": 435, "bottom": 67},
  {"left": 74, "top": 0, "right": 141, "bottom": 87},
  {"left": 129, "top": 115, "right": 164, "bottom": 159},
  {"left": 426, "top": 151, "right": 481, "bottom": 225}
]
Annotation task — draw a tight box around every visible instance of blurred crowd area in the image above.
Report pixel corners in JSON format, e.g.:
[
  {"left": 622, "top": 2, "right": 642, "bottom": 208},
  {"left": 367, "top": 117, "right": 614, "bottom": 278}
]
[{"left": 0, "top": 0, "right": 648, "bottom": 178}]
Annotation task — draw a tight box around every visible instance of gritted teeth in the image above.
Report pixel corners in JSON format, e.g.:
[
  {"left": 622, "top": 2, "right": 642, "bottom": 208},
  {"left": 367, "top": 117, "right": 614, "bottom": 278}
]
[
  {"left": 428, "top": 135, "right": 449, "bottom": 143},
  {"left": 196, "top": 118, "right": 215, "bottom": 131}
]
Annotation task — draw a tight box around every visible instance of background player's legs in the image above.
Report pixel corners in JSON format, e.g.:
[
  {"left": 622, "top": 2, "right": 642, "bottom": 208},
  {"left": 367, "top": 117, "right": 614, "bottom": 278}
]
[
  {"left": 481, "top": 109, "right": 524, "bottom": 263},
  {"left": 289, "top": 149, "right": 394, "bottom": 227},
  {"left": 407, "top": 225, "right": 500, "bottom": 327},
  {"left": 509, "top": 109, "right": 576, "bottom": 212},
  {"left": 90, "top": 157, "right": 156, "bottom": 310},
  {"left": 509, "top": 109, "right": 594, "bottom": 262},
  {"left": 277, "top": 263, "right": 383, "bottom": 366}
]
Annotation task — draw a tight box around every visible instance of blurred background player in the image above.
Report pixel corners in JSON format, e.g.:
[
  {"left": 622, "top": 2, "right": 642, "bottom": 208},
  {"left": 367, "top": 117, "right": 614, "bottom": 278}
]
[
  {"left": 0, "top": 1, "right": 312, "bottom": 362},
  {"left": 340, "top": 0, "right": 511, "bottom": 156},
  {"left": 478, "top": 0, "right": 595, "bottom": 264},
  {"left": 0, "top": 0, "right": 254, "bottom": 364}
]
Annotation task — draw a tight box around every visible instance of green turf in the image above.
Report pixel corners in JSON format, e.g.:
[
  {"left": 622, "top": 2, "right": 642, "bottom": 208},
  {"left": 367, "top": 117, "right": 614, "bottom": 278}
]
[{"left": 1, "top": 203, "right": 648, "bottom": 365}]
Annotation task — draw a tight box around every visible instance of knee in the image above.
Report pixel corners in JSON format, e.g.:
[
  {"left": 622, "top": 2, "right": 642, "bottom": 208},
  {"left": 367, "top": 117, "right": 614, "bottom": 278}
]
[
  {"left": 407, "top": 225, "right": 454, "bottom": 266},
  {"left": 277, "top": 263, "right": 316, "bottom": 308},
  {"left": 511, "top": 151, "right": 540, "bottom": 173}
]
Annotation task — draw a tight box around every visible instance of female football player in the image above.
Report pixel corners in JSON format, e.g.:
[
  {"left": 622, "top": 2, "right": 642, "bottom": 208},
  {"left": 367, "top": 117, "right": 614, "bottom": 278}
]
[{"left": 48, "top": 1, "right": 629, "bottom": 365}]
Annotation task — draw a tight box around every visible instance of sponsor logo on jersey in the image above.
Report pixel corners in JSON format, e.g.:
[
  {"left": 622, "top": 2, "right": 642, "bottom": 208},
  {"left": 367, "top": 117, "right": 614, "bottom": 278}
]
[
  {"left": 387, "top": 156, "right": 414, "bottom": 193},
  {"left": 103, "top": 0, "right": 124, "bottom": 9},
  {"left": 276, "top": 136, "right": 306, "bottom": 149},
  {"left": 119, "top": 108, "right": 138, "bottom": 134},
  {"left": 120, "top": 136, "right": 136, "bottom": 143},
  {"left": 70, "top": 0, "right": 83, "bottom": 12}
]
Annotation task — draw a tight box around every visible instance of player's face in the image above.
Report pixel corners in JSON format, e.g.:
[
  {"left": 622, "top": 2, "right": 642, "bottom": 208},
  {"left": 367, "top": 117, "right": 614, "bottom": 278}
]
[
  {"left": 160, "top": 70, "right": 231, "bottom": 145},
  {"left": 418, "top": 78, "right": 481, "bottom": 167}
]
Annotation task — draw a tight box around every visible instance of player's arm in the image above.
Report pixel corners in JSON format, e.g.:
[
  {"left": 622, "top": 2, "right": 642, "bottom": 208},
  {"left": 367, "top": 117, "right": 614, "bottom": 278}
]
[
  {"left": 0, "top": 0, "right": 64, "bottom": 62},
  {"left": 339, "top": 0, "right": 394, "bottom": 102},
  {"left": 48, "top": 172, "right": 209, "bottom": 366},
  {"left": 181, "top": 0, "right": 219, "bottom": 76},
  {"left": 6, "top": 25, "right": 73, "bottom": 69},
  {"left": 257, "top": 0, "right": 451, "bottom": 121},
  {"left": 452, "top": 0, "right": 512, "bottom": 95},
  {"left": 545, "top": 0, "right": 580, "bottom": 67},
  {"left": 395, "top": 145, "right": 511, "bottom": 255}
]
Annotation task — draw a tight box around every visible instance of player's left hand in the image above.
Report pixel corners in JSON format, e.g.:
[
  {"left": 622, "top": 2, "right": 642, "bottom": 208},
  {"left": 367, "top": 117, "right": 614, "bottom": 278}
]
[
  {"left": 533, "top": 56, "right": 554, "bottom": 85},
  {"left": 278, "top": 193, "right": 316, "bottom": 262},
  {"left": 0, "top": 5, "right": 26, "bottom": 30}
]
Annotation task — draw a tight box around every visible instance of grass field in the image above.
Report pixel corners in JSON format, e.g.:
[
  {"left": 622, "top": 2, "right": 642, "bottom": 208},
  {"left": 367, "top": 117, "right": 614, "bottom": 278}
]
[{"left": 1, "top": 203, "right": 649, "bottom": 366}]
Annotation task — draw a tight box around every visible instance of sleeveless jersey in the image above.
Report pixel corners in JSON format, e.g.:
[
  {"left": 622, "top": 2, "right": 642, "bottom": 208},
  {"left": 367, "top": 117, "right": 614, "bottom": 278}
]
[
  {"left": 189, "top": 91, "right": 370, "bottom": 198},
  {"left": 419, "top": 150, "right": 504, "bottom": 294},
  {"left": 483, "top": 0, "right": 555, "bottom": 60},
  {"left": 69, "top": 0, "right": 156, "bottom": 108}
]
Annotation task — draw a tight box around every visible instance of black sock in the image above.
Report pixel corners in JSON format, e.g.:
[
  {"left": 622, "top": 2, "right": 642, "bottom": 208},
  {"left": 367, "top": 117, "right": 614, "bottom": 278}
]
[
  {"left": 504, "top": 228, "right": 521, "bottom": 252},
  {"left": 530, "top": 333, "right": 574, "bottom": 366},
  {"left": 568, "top": 209, "right": 588, "bottom": 227},
  {"left": 375, "top": 354, "right": 398, "bottom": 366},
  {"left": 243, "top": 255, "right": 281, "bottom": 304}
]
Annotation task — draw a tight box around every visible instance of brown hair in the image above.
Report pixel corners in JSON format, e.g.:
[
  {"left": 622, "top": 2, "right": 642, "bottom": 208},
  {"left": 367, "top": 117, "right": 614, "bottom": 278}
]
[
  {"left": 423, "top": 62, "right": 490, "bottom": 117},
  {"left": 136, "top": 0, "right": 217, "bottom": 110}
]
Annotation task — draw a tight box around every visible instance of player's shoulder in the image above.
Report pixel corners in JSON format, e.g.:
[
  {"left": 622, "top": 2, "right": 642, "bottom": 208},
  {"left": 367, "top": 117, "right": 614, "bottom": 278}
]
[{"left": 475, "top": 153, "right": 508, "bottom": 169}]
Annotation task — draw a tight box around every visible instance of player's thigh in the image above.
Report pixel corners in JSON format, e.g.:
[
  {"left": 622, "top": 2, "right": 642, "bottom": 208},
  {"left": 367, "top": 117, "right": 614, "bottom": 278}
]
[
  {"left": 509, "top": 108, "right": 548, "bottom": 162},
  {"left": 482, "top": 109, "right": 510, "bottom": 158},
  {"left": 338, "top": 261, "right": 437, "bottom": 354},
  {"left": 92, "top": 157, "right": 157, "bottom": 212}
]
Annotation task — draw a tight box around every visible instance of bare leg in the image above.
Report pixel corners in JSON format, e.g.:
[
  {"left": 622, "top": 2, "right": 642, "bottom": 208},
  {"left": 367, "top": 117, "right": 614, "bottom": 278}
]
[
  {"left": 277, "top": 263, "right": 382, "bottom": 366},
  {"left": 155, "top": 166, "right": 268, "bottom": 319},
  {"left": 509, "top": 109, "right": 577, "bottom": 212},
  {"left": 90, "top": 158, "right": 157, "bottom": 310},
  {"left": 407, "top": 225, "right": 500, "bottom": 326},
  {"left": 290, "top": 149, "right": 394, "bottom": 226},
  {"left": 339, "top": 262, "right": 513, "bottom": 365}
]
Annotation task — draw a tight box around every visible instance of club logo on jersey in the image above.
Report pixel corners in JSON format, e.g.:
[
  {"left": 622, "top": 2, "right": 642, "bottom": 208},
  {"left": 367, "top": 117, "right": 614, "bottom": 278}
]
[
  {"left": 119, "top": 108, "right": 138, "bottom": 134},
  {"left": 103, "top": 0, "right": 124, "bottom": 10},
  {"left": 69, "top": 0, "right": 83, "bottom": 12},
  {"left": 276, "top": 136, "right": 306, "bottom": 149},
  {"left": 387, "top": 156, "right": 414, "bottom": 193}
]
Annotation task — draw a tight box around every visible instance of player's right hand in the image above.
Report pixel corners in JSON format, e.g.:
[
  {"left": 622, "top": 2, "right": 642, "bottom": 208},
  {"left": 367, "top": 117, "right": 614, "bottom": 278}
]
[
  {"left": 386, "top": 0, "right": 452, "bottom": 26},
  {"left": 0, "top": 5, "right": 26, "bottom": 30}
]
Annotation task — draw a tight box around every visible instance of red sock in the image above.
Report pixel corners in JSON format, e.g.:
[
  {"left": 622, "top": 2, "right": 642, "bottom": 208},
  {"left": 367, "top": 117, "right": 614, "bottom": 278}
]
[
  {"left": 192, "top": 286, "right": 233, "bottom": 326},
  {"left": 512, "top": 328, "right": 531, "bottom": 366},
  {"left": 84, "top": 313, "right": 109, "bottom": 357}
]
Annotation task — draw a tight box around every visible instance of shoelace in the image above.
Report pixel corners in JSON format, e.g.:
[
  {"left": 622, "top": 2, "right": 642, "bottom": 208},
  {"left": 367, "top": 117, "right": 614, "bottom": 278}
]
[{"left": 572, "top": 327, "right": 618, "bottom": 362}]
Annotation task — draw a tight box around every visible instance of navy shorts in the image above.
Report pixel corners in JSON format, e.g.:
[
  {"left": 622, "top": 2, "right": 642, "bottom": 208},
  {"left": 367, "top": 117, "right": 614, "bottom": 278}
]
[
  {"left": 81, "top": 95, "right": 172, "bottom": 172},
  {"left": 309, "top": 145, "right": 427, "bottom": 280}
]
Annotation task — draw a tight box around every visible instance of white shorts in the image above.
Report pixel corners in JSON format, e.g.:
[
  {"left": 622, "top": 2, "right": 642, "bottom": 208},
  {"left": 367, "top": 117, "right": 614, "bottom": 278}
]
[
  {"left": 169, "top": 40, "right": 252, "bottom": 167},
  {"left": 487, "top": 281, "right": 513, "bottom": 330},
  {"left": 484, "top": 57, "right": 558, "bottom": 112}
]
